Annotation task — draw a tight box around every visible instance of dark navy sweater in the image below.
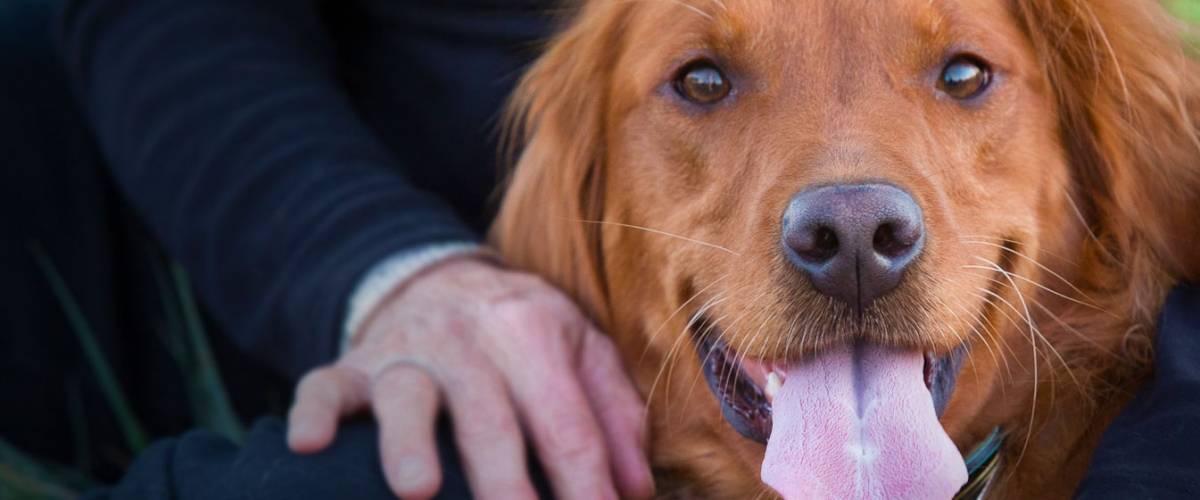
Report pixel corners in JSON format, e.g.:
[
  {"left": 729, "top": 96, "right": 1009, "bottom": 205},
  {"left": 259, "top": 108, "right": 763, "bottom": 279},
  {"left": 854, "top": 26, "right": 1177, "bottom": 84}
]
[{"left": 57, "top": 0, "right": 554, "bottom": 380}]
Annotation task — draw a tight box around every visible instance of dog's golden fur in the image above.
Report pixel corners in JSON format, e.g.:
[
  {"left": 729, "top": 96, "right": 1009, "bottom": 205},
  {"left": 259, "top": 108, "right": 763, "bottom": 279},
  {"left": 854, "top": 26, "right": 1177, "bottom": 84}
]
[{"left": 491, "top": 0, "right": 1200, "bottom": 497}]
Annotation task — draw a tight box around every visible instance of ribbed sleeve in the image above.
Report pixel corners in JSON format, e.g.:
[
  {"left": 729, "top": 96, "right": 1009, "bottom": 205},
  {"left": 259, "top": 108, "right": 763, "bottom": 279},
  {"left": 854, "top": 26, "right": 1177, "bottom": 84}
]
[{"left": 57, "top": 0, "right": 479, "bottom": 379}]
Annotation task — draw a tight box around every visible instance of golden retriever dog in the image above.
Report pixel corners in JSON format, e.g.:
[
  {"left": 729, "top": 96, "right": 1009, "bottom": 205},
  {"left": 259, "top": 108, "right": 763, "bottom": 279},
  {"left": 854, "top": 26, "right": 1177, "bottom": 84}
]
[{"left": 491, "top": 0, "right": 1200, "bottom": 497}]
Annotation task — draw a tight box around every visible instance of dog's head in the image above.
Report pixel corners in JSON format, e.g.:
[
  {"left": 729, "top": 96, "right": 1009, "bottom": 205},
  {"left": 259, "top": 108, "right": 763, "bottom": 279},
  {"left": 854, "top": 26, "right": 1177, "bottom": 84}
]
[{"left": 492, "top": 0, "right": 1200, "bottom": 497}]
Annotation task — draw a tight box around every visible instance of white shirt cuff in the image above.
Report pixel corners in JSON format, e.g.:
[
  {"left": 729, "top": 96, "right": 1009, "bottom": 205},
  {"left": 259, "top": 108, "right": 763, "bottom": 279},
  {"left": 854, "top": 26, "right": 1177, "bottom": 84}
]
[{"left": 342, "top": 242, "right": 486, "bottom": 351}]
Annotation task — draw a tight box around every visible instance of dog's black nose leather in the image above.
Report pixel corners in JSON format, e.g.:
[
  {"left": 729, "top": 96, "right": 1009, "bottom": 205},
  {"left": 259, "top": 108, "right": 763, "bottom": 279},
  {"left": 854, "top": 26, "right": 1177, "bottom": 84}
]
[{"left": 781, "top": 183, "right": 924, "bottom": 314}]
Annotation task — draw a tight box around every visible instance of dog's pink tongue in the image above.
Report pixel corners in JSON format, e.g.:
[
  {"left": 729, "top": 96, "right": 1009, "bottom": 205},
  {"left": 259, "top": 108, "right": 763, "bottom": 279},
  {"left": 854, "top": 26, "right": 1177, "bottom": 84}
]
[{"left": 761, "top": 344, "right": 966, "bottom": 499}]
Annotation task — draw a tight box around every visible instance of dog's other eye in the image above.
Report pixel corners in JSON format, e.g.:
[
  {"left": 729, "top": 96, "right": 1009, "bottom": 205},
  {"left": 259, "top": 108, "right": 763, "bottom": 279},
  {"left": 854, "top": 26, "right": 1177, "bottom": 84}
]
[
  {"left": 674, "top": 61, "right": 731, "bottom": 104},
  {"left": 938, "top": 56, "right": 991, "bottom": 100}
]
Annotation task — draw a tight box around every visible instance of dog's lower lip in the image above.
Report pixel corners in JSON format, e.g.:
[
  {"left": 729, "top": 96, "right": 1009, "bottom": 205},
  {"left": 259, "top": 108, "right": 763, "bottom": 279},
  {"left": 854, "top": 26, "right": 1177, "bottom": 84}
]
[{"left": 696, "top": 327, "right": 773, "bottom": 443}]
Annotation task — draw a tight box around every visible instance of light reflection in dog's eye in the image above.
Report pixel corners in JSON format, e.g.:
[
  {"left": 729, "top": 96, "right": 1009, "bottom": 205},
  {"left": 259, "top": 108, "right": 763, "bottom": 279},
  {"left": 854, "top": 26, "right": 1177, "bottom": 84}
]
[
  {"left": 674, "top": 60, "right": 731, "bottom": 104},
  {"left": 938, "top": 55, "right": 992, "bottom": 100}
]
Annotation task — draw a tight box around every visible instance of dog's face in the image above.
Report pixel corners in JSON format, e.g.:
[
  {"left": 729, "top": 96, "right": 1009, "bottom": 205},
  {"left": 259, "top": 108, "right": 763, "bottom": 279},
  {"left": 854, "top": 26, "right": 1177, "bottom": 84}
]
[
  {"left": 601, "top": 0, "right": 1067, "bottom": 492},
  {"left": 494, "top": 0, "right": 1200, "bottom": 497}
]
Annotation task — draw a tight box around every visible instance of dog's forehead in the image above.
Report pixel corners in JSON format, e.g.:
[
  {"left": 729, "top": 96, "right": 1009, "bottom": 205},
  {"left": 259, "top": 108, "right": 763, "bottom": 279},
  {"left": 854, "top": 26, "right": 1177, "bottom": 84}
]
[{"left": 654, "top": 0, "right": 1014, "bottom": 53}]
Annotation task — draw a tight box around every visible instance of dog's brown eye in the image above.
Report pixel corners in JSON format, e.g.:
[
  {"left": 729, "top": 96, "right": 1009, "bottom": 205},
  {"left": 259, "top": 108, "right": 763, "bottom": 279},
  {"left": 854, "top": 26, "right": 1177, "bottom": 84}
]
[
  {"left": 938, "top": 56, "right": 991, "bottom": 100},
  {"left": 675, "top": 61, "right": 730, "bottom": 104}
]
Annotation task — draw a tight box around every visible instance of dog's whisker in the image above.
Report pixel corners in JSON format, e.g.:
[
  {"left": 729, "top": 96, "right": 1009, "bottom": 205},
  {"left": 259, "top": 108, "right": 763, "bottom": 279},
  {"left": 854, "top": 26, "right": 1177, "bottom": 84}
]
[
  {"left": 970, "top": 259, "right": 1040, "bottom": 462},
  {"left": 927, "top": 289, "right": 1006, "bottom": 378},
  {"left": 1001, "top": 293, "right": 1095, "bottom": 395},
  {"left": 645, "top": 291, "right": 729, "bottom": 423},
  {"left": 954, "top": 285, "right": 1019, "bottom": 373},
  {"left": 793, "top": 296, "right": 828, "bottom": 360},
  {"left": 613, "top": 0, "right": 717, "bottom": 20},
  {"left": 570, "top": 218, "right": 741, "bottom": 255},
  {"left": 778, "top": 302, "right": 804, "bottom": 366},
  {"left": 671, "top": 307, "right": 724, "bottom": 403},
  {"left": 959, "top": 237, "right": 1095, "bottom": 296},
  {"left": 689, "top": 287, "right": 765, "bottom": 412},
  {"left": 1027, "top": 297, "right": 1116, "bottom": 357},
  {"left": 971, "top": 285, "right": 1036, "bottom": 372},
  {"left": 966, "top": 264, "right": 1090, "bottom": 391},
  {"left": 725, "top": 292, "right": 775, "bottom": 399},
  {"left": 972, "top": 257, "right": 1082, "bottom": 472},
  {"left": 960, "top": 263, "right": 1104, "bottom": 319},
  {"left": 958, "top": 233, "right": 1080, "bottom": 266},
  {"left": 947, "top": 280, "right": 1020, "bottom": 378},
  {"left": 660, "top": 0, "right": 715, "bottom": 21},
  {"left": 705, "top": 0, "right": 728, "bottom": 12},
  {"left": 639, "top": 274, "right": 730, "bottom": 366},
  {"left": 664, "top": 286, "right": 742, "bottom": 427},
  {"left": 959, "top": 242, "right": 1111, "bottom": 314},
  {"left": 1055, "top": 192, "right": 1121, "bottom": 265}
]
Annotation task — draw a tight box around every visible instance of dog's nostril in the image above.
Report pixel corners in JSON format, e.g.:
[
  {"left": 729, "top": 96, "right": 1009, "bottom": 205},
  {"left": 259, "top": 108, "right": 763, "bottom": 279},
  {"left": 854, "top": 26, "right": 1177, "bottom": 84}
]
[
  {"left": 803, "top": 226, "right": 839, "bottom": 262},
  {"left": 872, "top": 222, "right": 910, "bottom": 258}
]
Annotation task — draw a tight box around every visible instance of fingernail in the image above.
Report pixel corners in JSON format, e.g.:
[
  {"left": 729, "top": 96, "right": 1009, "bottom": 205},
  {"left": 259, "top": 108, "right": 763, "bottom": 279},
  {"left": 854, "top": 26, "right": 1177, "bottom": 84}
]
[{"left": 396, "top": 456, "right": 429, "bottom": 486}]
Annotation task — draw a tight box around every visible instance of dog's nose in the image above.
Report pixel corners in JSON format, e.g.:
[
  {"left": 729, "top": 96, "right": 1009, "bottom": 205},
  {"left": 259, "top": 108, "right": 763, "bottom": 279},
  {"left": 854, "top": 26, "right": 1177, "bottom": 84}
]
[{"left": 781, "top": 183, "right": 924, "bottom": 313}]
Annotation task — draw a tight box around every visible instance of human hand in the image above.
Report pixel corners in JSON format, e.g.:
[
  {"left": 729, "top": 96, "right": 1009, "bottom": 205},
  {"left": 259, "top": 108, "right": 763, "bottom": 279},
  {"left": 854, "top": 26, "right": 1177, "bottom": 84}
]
[{"left": 286, "top": 257, "right": 654, "bottom": 499}]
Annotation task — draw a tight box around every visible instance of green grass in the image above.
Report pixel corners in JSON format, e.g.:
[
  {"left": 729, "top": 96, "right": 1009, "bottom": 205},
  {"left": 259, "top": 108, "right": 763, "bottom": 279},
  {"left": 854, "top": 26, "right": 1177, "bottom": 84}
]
[
  {"left": 0, "top": 439, "right": 91, "bottom": 500},
  {"left": 1, "top": 245, "right": 246, "bottom": 498},
  {"left": 1168, "top": 0, "right": 1200, "bottom": 22},
  {"left": 153, "top": 260, "right": 244, "bottom": 443},
  {"left": 1167, "top": 0, "right": 1200, "bottom": 55},
  {"left": 29, "top": 243, "right": 149, "bottom": 454}
]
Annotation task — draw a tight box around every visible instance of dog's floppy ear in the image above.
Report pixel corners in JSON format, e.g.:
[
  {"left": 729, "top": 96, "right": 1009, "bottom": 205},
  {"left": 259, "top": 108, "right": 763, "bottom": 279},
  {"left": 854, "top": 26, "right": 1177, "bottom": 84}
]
[
  {"left": 1016, "top": 0, "right": 1200, "bottom": 290},
  {"left": 489, "top": 2, "right": 631, "bottom": 322}
]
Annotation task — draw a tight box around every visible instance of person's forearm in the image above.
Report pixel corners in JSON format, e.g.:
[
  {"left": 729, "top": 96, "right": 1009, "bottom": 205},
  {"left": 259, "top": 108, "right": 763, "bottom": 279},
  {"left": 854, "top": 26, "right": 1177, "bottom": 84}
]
[{"left": 58, "top": 0, "right": 478, "bottom": 379}]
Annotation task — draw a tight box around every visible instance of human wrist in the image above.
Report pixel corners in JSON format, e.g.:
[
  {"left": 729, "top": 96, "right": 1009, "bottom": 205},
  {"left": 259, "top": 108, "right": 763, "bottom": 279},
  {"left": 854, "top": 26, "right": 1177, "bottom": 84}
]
[{"left": 342, "top": 243, "right": 497, "bottom": 350}]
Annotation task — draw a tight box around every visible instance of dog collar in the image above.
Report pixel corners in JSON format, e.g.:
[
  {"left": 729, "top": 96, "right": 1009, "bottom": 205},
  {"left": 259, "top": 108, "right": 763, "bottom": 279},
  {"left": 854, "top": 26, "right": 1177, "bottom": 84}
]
[{"left": 954, "top": 427, "right": 1005, "bottom": 500}]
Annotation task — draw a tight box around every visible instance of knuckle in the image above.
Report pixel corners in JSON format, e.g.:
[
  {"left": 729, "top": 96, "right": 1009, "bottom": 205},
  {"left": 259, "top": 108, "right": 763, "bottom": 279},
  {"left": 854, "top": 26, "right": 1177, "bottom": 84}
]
[
  {"left": 371, "top": 364, "right": 421, "bottom": 397},
  {"left": 488, "top": 483, "right": 536, "bottom": 500},
  {"left": 297, "top": 368, "right": 336, "bottom": 397},
  {"left": 605, "top": 404, "right": 649, "bottom": 443},
  {"left": 459, "top": 409, "right": 521, "bottom": 444},
  {"left": 298, "top": 367, "right": 331, "bottom": 387},
  {"left": 491, "top": 296, "right": 583, "bottom": 336},
  {"left": 505, "top": 271, "right": 544, "bottom": 289},
  {"left": 491, "top": 298, "right": 548, "bottom": 325},
  {"left": 546, "top": 417, "right": 604, "bottom": 466}
]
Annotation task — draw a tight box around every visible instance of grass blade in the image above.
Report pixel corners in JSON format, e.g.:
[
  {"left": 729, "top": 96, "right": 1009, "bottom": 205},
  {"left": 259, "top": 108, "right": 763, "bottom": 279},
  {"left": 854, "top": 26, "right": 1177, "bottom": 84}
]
[
  {"left": 150, "top": 259, "right": 191, "bottom": 369},
  {"left": 169, "top": 262, "right": 245, "bottom": 443},
  {"left": 0, "top": 438, "right": 85, "bottom": 496},
  {"left": 28, "top": 242, "right": 148, "bottom": 453},
  {"left": 0, "top": 437, "right": 93, "bottom": 500}
]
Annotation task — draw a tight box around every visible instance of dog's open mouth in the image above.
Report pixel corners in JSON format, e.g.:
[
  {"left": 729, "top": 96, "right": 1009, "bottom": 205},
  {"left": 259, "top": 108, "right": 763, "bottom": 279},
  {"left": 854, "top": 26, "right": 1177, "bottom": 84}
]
[
  {"left": 692, "top": 315, "right": 970, "bottom": 498},
  {"left": 694, "top": 315, "right": 964, "bottom": 444}
]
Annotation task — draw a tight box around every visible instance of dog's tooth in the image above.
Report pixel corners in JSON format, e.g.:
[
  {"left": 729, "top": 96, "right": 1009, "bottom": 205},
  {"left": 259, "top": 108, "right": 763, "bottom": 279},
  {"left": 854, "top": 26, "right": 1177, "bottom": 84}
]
[{"left": 765, "top": 372, "right": 783, "bottom": 401}]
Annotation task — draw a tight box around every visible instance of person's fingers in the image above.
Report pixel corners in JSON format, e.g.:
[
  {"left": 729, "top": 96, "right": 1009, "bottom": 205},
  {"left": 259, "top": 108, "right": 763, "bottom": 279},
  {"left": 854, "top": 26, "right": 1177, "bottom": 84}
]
[
  {"left": 371, "top": 361, "right": 443, "bottom": 500},
  {"left": 436, "top": 358, "right": 538, "bottom": 500},
  {"left": 578, "top": 328, "right": 655, "bottom": 499},
  {"left": 492, "top": 323, "right": 619, "bottom": 500},
  {"left": 287, "top": 365, "right": 369, "bottom": 453}
]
